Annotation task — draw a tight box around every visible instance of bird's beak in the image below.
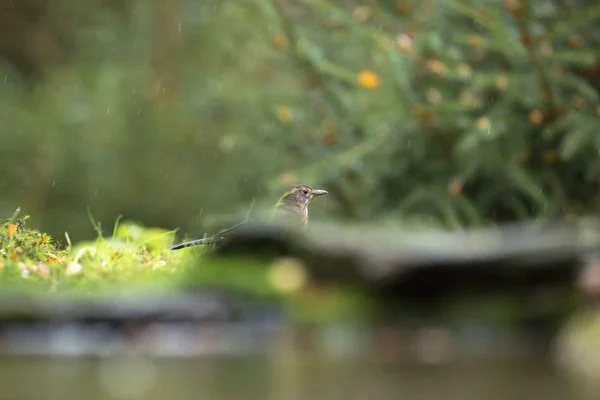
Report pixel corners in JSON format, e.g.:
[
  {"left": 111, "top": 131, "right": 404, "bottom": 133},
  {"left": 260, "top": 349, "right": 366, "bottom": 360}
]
[{"left": 312, "top": 189, "right": 328, "bottom": 196}]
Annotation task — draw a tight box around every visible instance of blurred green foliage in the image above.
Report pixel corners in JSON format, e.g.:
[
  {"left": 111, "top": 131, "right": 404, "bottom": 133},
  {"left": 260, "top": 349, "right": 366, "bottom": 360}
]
[{"left": 2, "top": 0, "right": 600, "bottom": 242}]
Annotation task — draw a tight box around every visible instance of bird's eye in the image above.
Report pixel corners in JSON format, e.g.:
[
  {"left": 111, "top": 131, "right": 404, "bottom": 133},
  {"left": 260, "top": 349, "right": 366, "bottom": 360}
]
[{"left": 303, "top": 189, "right": 309, "bottom": 194}]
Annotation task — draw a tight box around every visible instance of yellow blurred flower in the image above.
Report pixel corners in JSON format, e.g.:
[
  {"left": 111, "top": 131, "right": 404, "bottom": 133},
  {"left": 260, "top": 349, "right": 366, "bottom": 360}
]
[
  {"left": 272, "top": 33, "right": 288, "bottom": 50},
  {"left": 426, "top": 59, "right": 447, "bottom": 75},
  {"left": 275, "top": 106, "right": 294, "bottom": 123},
  {"left": 495, "top": 75, "right": 509, "bottom": 91},
  {"left": 358, "top": 70, "right": 380, "bottom": 88},
  {"left": 476, "top": 117, "right": 490, "bottom": 130},
  {"left": 47, "top": 254, "right": 63, "bottom": 265},
  {"left": 425, "top": 88, "right": 442, "bottom": 104},
  {"left": 457, "top": 63, "right": 472, "bottom": 78},
  {"left": 396, "top": 33, "right": 413, "bottom": 53},
  {"left": 466, "top": 34, "right": 483, "bottom": 47},
  {"left": 7, "top": 223, "right": 17, "bottom": 238},
  {"left": 528, "top": 110, "right": 543, "bottom": 125},
  {"left": 448, "top": 178, "right": 464, "bottom": 197},
  {"left": 459, "top": 90, "right": 479, "bottom": 107},
  {"left": 353, "top": 6, "right": 371, "bottom": 22}
]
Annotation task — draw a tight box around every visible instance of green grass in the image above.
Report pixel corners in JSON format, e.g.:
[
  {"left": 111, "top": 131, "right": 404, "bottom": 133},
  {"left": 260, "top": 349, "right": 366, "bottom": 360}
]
[
  {"left": 0, "top": 209, "right": 377, "bottom": 324},
  {"left": 0, "top": 209, "right": 183, "bottom": 293}
]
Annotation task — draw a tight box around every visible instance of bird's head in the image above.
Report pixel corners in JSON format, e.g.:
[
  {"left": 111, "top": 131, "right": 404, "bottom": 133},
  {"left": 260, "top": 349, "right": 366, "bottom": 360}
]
[{"left": 280, "top": 185, "right": 328, "bottom": 209}]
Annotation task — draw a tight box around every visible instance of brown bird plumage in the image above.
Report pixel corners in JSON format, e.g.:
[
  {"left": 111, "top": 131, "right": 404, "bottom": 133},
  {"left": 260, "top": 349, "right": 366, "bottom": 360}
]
[
  {"left": 170, "top": 184, "right": 327, "bottom": 250},
  {"left": 274, "top": 185, "right": 328, "bottom": 227}
]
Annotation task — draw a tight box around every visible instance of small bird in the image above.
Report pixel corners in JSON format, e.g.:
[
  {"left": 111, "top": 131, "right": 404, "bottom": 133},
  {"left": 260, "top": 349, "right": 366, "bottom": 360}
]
[{"left": 170, "top": 184, "right": 328, "bottom": 250}]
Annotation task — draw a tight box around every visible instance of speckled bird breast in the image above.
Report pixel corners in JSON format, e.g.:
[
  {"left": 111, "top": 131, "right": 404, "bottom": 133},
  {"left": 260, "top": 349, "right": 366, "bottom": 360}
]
[{"left": 275, "top": 203, "right": 308, "bottom": 227}]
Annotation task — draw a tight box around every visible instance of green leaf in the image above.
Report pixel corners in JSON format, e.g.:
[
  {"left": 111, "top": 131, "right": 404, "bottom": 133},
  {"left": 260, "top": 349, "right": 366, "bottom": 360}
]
[
  {"left": 438, "top": 200, "right": 463, "bottom": 229},
  {"left": 456, "top": 124, "right": 498, "bottom": 154},
  {"left": 560, "top": 127, "right": 593, "bottom": 161},
  {"left": 549, "top": 50, "right": 597, "bottom": 68},
  {"left": 398, "top": 189, "right": 436, "bottom": 212},
  {"left": 441, "top": 0, "right": 525, "bottom": 57},
  {"left": 505, "top": 164, "right": 546, "bottom": 206},
  {"left": 543, "top": 111, "right": 578, "bottom": 139},
  {"left": 454, "top": 196, "right": 484, "bottom": 226},
  {"left": 556, "top": 74, "right": 600, "bottom": 102},
  {"left": 545, "top": 4, "right": 600, "bottom": 41}
]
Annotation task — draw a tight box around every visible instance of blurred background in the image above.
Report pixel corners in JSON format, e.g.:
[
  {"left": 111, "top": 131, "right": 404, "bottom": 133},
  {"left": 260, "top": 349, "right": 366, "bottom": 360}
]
[
  {"left": 3, "top": 0, "right": 600, "bottom": 241},
  {"left": 3, "top": 1, "right": 600, "bottom": 398}
]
